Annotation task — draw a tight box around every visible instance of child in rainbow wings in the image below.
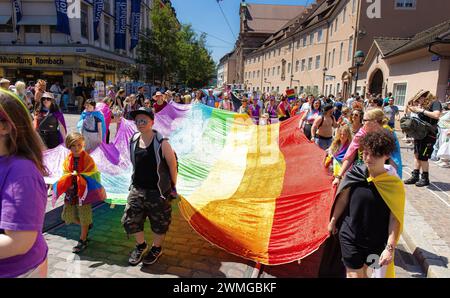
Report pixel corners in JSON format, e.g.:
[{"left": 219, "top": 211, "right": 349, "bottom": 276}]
[{"left": 52, "top": 133, "right": 107, "bottom": 253}]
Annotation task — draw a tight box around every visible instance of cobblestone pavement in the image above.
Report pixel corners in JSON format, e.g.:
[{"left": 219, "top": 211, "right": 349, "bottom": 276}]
[
  {"left": 44, "top": 116, "right": 428, "bottom": 278},
  {"left": 45, "top": 202, "right": 423, "bottom": 278}
]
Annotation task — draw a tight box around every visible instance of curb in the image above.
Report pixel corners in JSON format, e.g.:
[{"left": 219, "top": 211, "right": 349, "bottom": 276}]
[{"left": 402, "top": 200, "right": 450, "bottom": 278}]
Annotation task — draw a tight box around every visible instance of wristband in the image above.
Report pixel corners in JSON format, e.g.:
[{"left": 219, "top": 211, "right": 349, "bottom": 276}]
[
  {"left": 335, "top": 175, "right": 342, "bottom": 180},
  {"left": 386, "top": 244, "right": 395, "bottom": 252}
]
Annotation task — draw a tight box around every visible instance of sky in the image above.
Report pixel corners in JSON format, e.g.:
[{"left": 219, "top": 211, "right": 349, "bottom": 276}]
[{"left": 171, "top": 0, "right": 312, "bottom": 64}]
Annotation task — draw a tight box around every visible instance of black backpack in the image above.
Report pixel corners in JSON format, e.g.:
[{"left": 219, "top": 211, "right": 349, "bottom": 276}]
[{"left": 400, "top": 116, "right": 436, "bottom": 140}]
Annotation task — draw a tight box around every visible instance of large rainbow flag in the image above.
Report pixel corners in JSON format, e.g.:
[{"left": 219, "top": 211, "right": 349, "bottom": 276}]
[{"left": 44, "top": 103, "right": 335, "bottom": 265}]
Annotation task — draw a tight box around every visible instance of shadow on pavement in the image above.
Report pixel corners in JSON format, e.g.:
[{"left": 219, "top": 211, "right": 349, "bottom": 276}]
[
  {"left": 427, "top": 182, "right": 450, "bottom": 192},
  {"left": 46, "top": 202, "right": 258, "bottom": 277}
]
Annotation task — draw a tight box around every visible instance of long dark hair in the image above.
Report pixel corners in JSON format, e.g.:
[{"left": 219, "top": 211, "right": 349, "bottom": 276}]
[
  {"left": 0, "top": 89, "right": 48, "bottom": 176},
  {"left": 35, "top": 96, "right": 60, "bottom": 114}
]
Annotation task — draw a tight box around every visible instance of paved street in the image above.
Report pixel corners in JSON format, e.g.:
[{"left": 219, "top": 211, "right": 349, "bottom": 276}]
[{"left": 42, "top": 115, "right": 438, "bottom": 278}]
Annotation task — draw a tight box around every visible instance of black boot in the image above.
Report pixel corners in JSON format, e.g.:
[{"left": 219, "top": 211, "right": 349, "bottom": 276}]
[
  {"left": 404, "top": 170, "right": 420, "bottom": 185},
  {"left": 416, "top": 172, "right": 430, "bottom": 187}
]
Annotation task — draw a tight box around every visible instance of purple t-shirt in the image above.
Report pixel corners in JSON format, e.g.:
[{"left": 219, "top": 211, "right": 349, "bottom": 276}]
[{"left": 0, "top": 156, "right": 48, "bottom": 278}]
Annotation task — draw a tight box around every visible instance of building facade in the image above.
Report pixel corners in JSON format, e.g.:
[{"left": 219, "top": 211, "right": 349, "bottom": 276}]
[
  {"left": 0, "top": 0, "right": 161, "bottom": 88},
  {"left": 217, "top": 50, "right": 237, "bottom": 88},
  {"left": 240, "top": 0, "right": 450, "bottom": 100}
]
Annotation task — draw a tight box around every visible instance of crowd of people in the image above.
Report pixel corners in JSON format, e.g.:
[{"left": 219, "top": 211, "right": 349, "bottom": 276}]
[{"left": 1, "top": 75, "right": 449, "bottom": 278}]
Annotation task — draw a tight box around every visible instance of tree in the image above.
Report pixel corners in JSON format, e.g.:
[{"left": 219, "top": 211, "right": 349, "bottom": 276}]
[{"left": 137, "top": 3, "right": 216, "bottom": 88}]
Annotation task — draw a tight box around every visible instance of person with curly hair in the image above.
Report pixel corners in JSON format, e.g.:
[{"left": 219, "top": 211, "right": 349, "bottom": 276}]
[{"left": 322, "top": 130, "right": 405, "bottom": 278}]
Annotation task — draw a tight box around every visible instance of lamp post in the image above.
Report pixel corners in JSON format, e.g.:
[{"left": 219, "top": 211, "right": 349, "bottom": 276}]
[
  {"left": 354, "top": 50, "right": 365, "bottom": 95},
  {"left": 322, "top": 67, "right": 328, "bottom": 95},
  {"left": 264, "top": 78, "right": 272, "bottom": 93}
]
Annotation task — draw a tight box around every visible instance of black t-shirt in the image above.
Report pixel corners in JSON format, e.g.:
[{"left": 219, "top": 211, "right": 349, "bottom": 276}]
[
  {"left": 38, "top": 112, "right": 59, "bottom": 133},
  {"left": 339, "top": 181, "right": 390, "bottom": 249},
  {"left": 418, "top": 100, "right": 442, "bottom": 126},
  {"left": 74, "top": 86, "right": 84, "bottom": 97},
  {"left": 136, "top": 93, "right": 145, "bottom": 106},
  {"left": 132, "top": 138, "right": 159, "bottom": 190}
]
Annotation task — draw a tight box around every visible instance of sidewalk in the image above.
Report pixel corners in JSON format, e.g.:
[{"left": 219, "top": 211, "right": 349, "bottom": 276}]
[{"left": 397, "top": 131, "right": 450, "bottom": 277}]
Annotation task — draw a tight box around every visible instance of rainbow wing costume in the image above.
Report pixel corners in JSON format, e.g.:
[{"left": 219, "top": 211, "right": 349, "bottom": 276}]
[{"left": 52, "top": 151, "right": 107, "bottom": 207}]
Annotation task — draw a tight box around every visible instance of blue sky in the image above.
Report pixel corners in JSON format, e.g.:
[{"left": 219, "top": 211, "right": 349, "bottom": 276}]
[{"left": 171, "top": 0, "right": 312, "bottom": 64}]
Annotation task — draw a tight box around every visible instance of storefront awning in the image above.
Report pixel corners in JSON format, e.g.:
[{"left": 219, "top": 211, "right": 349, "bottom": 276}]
[
  {"left": 0, "top": 16, "right": 12, "bottom": 25},
  {"left": 18, "top": 16, "right": 57, "bottom": 25}
]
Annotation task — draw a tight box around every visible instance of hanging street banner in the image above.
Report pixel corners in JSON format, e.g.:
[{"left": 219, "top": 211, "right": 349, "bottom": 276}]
[
  {"left": 54, "top": 0, "right": 71, "bottom": 35},
  {"left": 130, "top": 0, "right": 141, "bottom": 50},
  {"left": 114, "top": 0, "right": 127, "bottom": 50},
  {"left": 13, "top": 0, "right": 22, "bottom": 33},
  {"left": 93, "top": 0, "right": 104, "bottom": 40}
]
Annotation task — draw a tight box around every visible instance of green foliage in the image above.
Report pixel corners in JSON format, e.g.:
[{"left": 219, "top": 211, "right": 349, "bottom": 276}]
[{"left": 137, "top": 2, "right": 216, "bottom": 87}]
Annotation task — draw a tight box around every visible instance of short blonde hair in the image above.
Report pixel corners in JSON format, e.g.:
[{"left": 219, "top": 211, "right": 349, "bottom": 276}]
[
  {"left": 15, "top": 81, "right": 26, "bottom": 93},
  {"left": 65, "top": 132, "right": 85, "bottom": 149},
  {"left": 365, "top": 108, "right": 388, "bottom": 126}
]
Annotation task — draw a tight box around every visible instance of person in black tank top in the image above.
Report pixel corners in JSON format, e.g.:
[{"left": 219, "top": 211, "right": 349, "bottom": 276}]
[{"left": 122, "top": 107, "right": 178, "bottom": 267}]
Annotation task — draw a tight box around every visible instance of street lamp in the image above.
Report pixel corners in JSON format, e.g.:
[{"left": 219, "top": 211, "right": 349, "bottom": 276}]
[
  {"left": 322, "top": 67, "right": 328, "bottom": 94},
  {"left": 354, "top": 50, "right": 365, "bottom": 94}
]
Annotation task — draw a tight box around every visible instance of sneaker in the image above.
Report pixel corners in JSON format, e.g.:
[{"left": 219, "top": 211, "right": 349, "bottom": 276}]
[
  {"left": 73, "top": 239, "right": 88, "bottom": 254},
  {"left": 142, "top": 246, "right": 162, "bottom": 265},
  {"left": 128, "top": 243, "right": 149, "bottom": 266}
]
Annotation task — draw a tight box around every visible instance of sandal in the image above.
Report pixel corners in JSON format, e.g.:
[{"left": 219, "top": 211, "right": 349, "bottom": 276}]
[{"left": 73, "top": 239, "right": 88, "bottom": 254}]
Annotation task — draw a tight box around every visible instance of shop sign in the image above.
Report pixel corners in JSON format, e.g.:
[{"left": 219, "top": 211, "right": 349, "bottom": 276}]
[
  {"left": 84, "top": 59, "right": 117, "bottom": 72},
  {"left": 0, "top": 55, "right": 73, "bottom": 67}
]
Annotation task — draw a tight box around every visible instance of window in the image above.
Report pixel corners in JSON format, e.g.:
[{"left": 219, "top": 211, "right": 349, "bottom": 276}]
[
  {"left": 308, "top": 57, "right": 313, "bottom": 70},
  {"left": 0, "top": 23, "right": 13, "bottom": 33},
  {"left": 393, "top": 83, "right": 408, "bottom": 106},
  {"left": 335, "top": 18, "right": 338, "bottom": 32},
  {"left": 339, "top": 42, "right": 344, "bottom": 65},
  {"left": 258, "top": 57, "right": 260, "bottom": 62},
  {"left": 301, "top": 59, "right": 306, "bottom": 71},
  {"left": 296, "top": 60, "right": 300, "bottom": 72},
  {"left": 104, "top": 17, "right": 111, "bottom": 46},
  {"left": 325, "top": 85, "right": 328, "bottom": 96},
  {"left": 315, "top": 55, "right": 321, "bottom": 69},
  {"left": 330, "top": 23, "right": 333, "bottom": 37},
  {"left": 268, "top": 52, "right": 271, "bottom": 59},
  {"left": 395, "top": 0, "right": 416, "bottom": 9},
  {"left": 104, "top": 0, "right": 111, "bottom": 14},
  {"left": 352, "top": 0, "right": 357, "bottom": 14},
  {"left": 332, "top": 49, "right": 335, "bottom": 68},
  {"left": 288, "top": 44, "right": 291, "bottom": 52},
  {"left": 278, "top": 48, "right": 281, "bottom": 56},
  {"left": 50, "top": 25, "right": 59, "bottom": 34},
  {"left": 25, "top": 25, "right": 40, "bottom": 33},
  {"left": 303, "top": 36, "right": 307, "bottom": 47},
  {"left": 277, "top": 66, "right": 280, "bottom": 75},
  {"left": 328, "top": 52, "right": 331, "bottom": 68},
  {"left": 348, "top": 36, "right": 354, "bottom": 61},
  {"left": 81, "top": 3, "right": 89, "bottom": 39},
  {"left": 310, "top": 32, "right": 314, "bottom": 45},
  {"left": 257, "top": 70, "right": 260, "bottom": 78},
  {"left": 296, "top": 40, "right": 300, "bottom": 49},
  {"left": 272, "top": 67, "right": 275, "bottom": 76},
  {"left": 253, "top": 58, "right": 256, "bottom": 63},
  {"left": 317, "top": 29, "right": 323, "bottom": 42},
  {"left": 263, "top": 69, "right": 266, "bottom": 77},
  {"left": 337, "top": 83, "right": 341, "bottom": 94},
  {"left": 288, "top": 63, "right": 291, "bottom": 74},
  {"left": 253, "top": 71, "right": 256, "bottom": 78},
  {"left": 343, "top": 7, "right": 346, "bottom": 23}
]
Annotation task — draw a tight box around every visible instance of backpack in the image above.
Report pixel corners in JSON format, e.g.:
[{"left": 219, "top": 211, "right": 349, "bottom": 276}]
[{"left": 400, "top": 116, "right": 436, "bottom": 140}]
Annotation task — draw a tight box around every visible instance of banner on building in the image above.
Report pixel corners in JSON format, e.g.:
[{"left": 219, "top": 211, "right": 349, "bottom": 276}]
[
  {"left": 55, "top": 0, "right": 71, "bottom": 35},
  {"left": 93, "top": 0, "right": 104, "bottom": 40},
  {"left": 130, "top": 0, "right": 141, "bottom": 50},
  {"left": 114, "top": 0, "right": 127, "bottom": 50},
  {"left": 13, "top": 0, "right": 22, "bottom": 33}
]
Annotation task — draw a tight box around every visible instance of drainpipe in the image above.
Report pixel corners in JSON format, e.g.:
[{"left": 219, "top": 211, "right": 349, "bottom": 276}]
[
  {"left": 261, "top": 51, "right": 264, "bottom": 92},
  {"left": 290, "top": 36, "right": 295, "bottom": 89},
  {"left": 352, "top": 0, "right": 363, "bottom": 94},
  {"left": 322, "top": 20, "right": 330, "bottom": 95}
]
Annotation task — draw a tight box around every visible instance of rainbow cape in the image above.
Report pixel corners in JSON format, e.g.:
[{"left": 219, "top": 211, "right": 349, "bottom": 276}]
[
  {"left": 52, "top": 151, "right": 107, "bottom": 207},
  {"left": 44, "top": 102, "right": 335, "bottom": 265}
]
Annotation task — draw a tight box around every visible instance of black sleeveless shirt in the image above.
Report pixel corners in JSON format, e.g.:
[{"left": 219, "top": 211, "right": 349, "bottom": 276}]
[{"left": 132, "top": 138, "right": 159, "bottom": 190}]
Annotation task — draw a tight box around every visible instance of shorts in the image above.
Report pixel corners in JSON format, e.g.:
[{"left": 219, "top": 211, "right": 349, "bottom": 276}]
[
  {"left": 62, "top": 203, "right": 93, "bottom": 226},
  {"left": 121, "top": 186, "right": 172, "bottom": 236},
  {"left": 340, "top": 237, "right": 385, "bottom": 270},
  {"left": 414, "top": 134, "right": 437, "bottom": 161},
  {"left": 315, "top": 136, "right": 333, "bottom": 150}
]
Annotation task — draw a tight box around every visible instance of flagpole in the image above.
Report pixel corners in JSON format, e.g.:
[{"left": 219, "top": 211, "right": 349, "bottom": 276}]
[{"left": 250, "top": 262, "right": 262, "bottom": 278}]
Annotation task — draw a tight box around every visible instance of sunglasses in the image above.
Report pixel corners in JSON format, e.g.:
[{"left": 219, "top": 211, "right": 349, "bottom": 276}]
[
  {"left": 352, "top": 113, "right": 360, "bottom": 117},
  {"left": 362, "top": 118, "right": 375, "bottom": 123},
  {"left": 135, "top": 119, "right": 149, "bottom": 126},
  {"left": 144, "top": 102, "right": 151, "bottom": 105},
  {"left": 42, "top": 98, "right": 52, "bottom": 102}
]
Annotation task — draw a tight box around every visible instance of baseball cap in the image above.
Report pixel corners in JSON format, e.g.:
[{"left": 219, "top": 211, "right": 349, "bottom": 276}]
[{"left": 130, "top": 107, "right": 154, "bottom": 120}]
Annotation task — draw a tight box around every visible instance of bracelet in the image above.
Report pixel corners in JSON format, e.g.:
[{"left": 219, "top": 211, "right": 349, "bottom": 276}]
[
  {"left": 386, "top": 244, "right": 395, "bottom": 252},
  {"left": 335, "top": 175, "right": 342, "bottom": 180}
]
